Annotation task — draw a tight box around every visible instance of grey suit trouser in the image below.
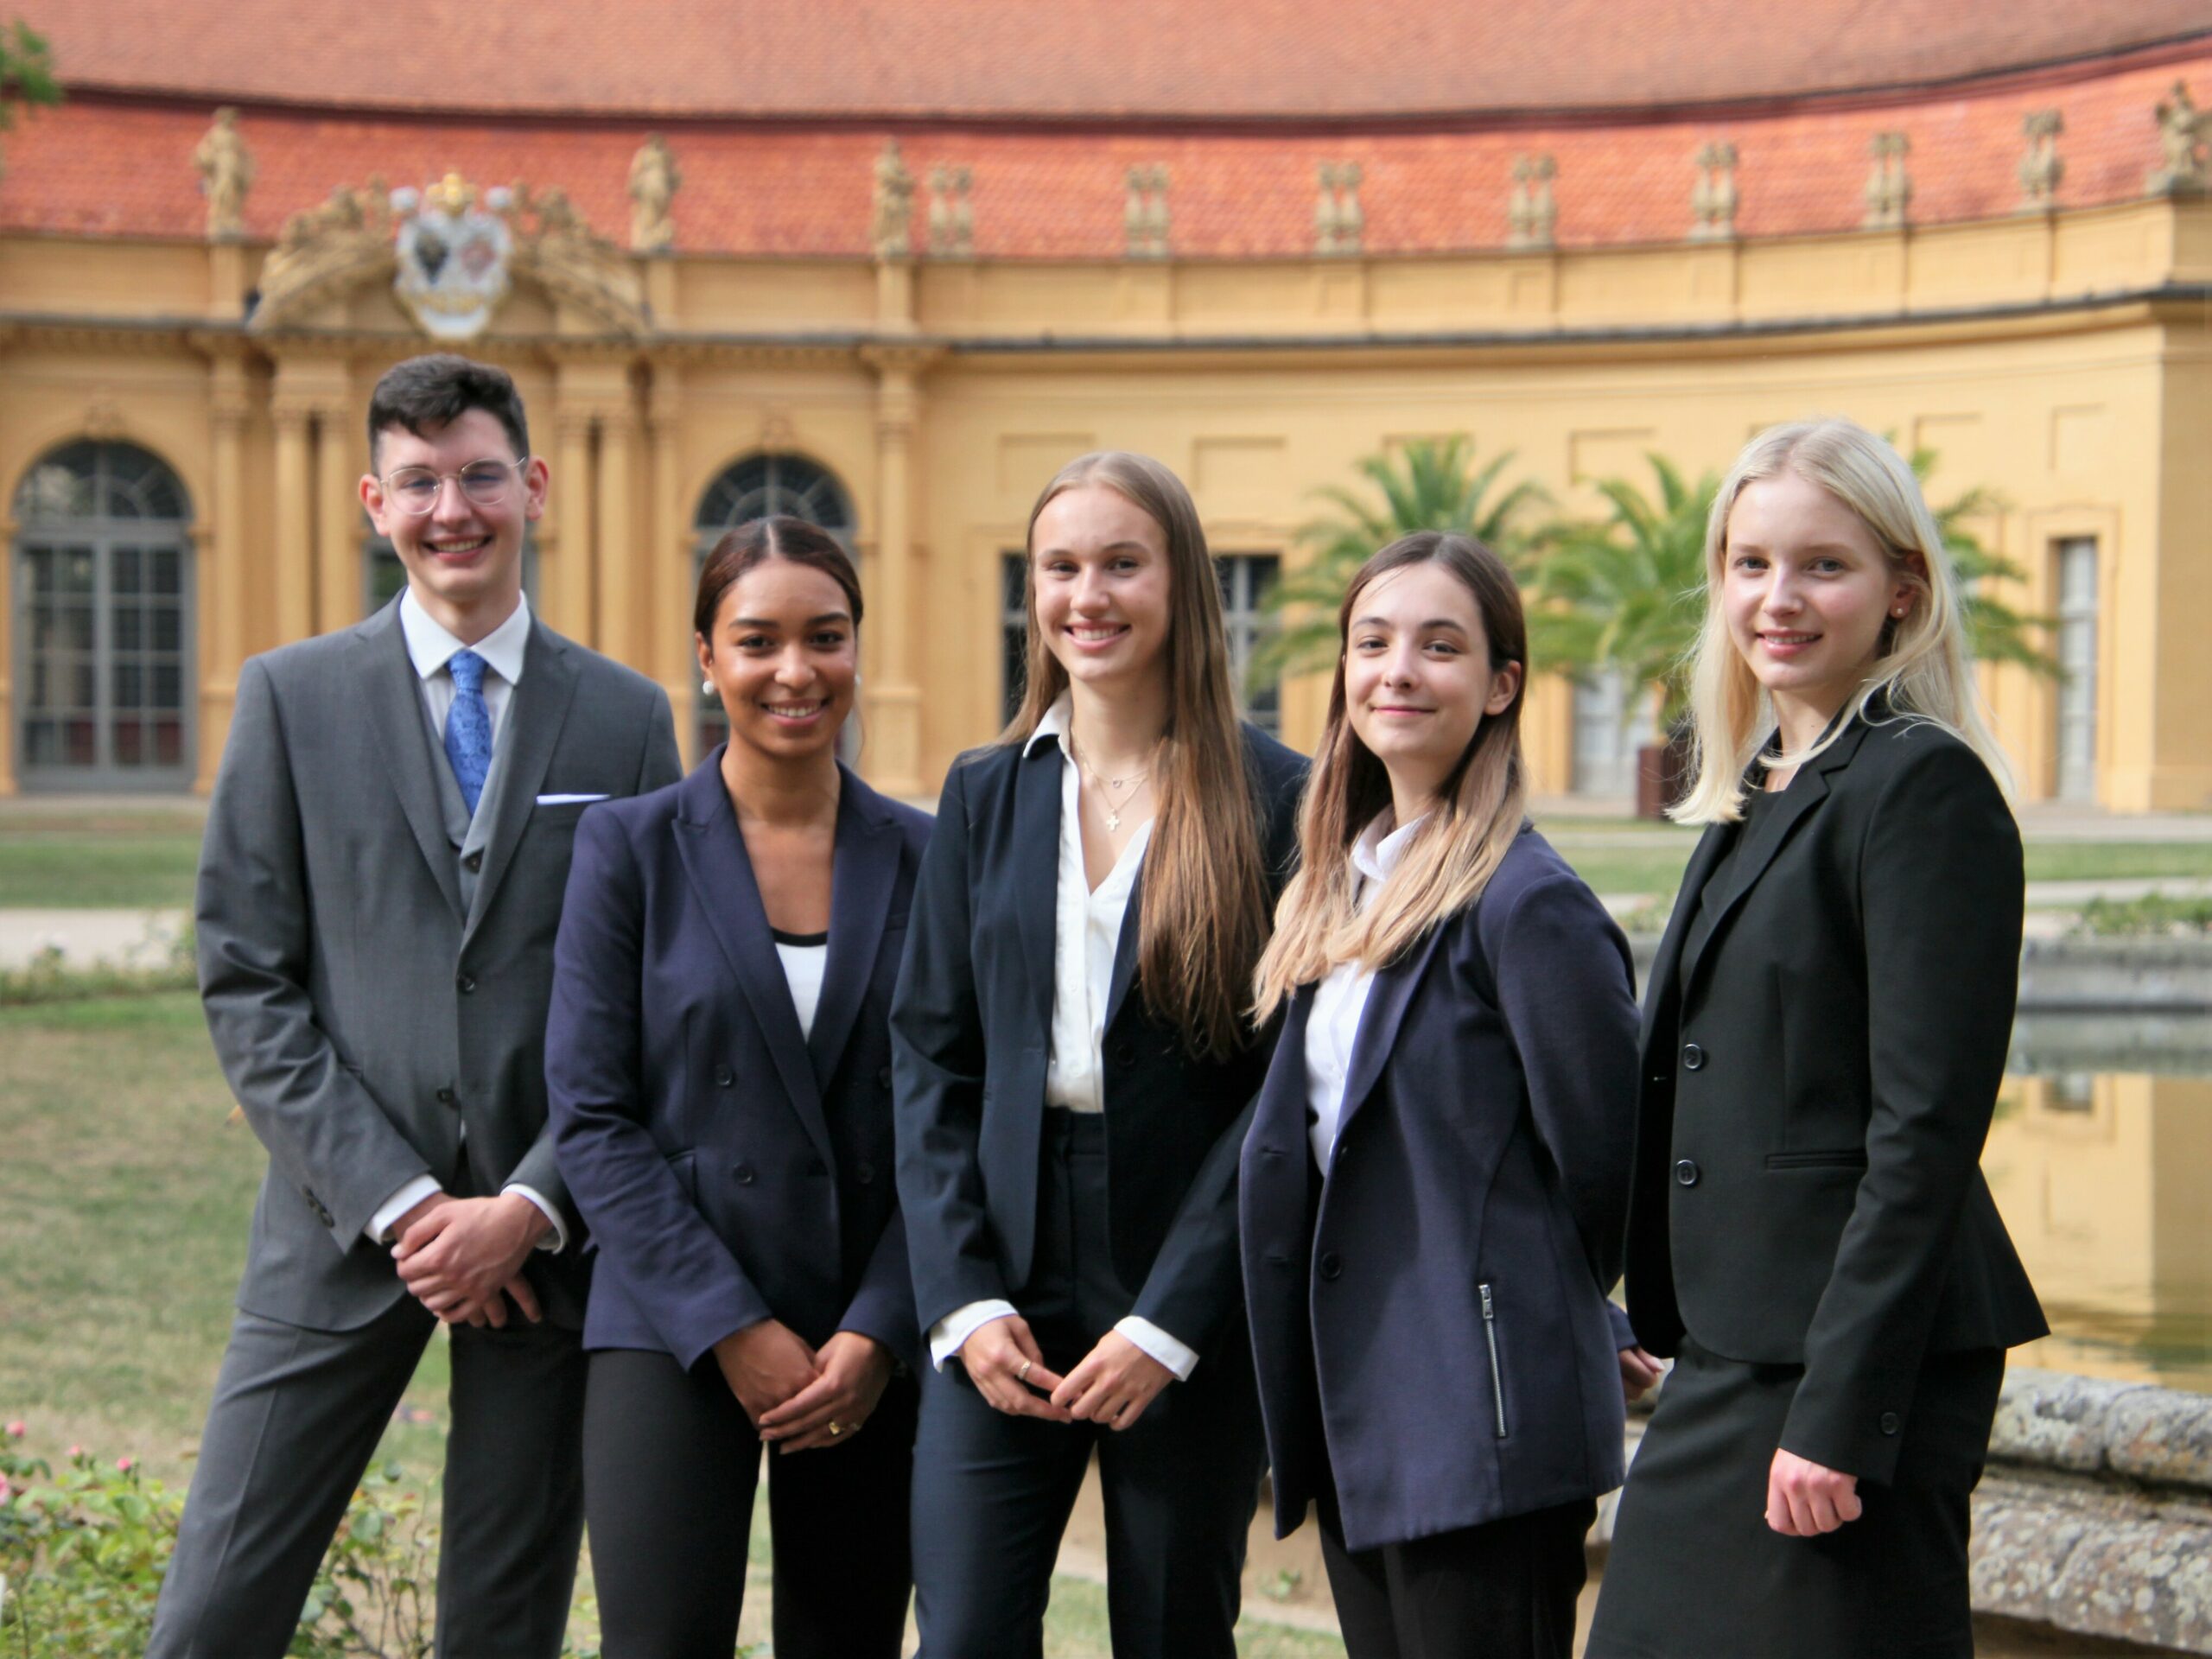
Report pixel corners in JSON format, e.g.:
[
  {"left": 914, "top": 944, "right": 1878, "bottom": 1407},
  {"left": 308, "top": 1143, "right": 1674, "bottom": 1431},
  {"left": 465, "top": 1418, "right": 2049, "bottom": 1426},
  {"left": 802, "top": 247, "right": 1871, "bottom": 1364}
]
[{"left": 146, "top": 1295, "right": 587, "bottom": 1659}]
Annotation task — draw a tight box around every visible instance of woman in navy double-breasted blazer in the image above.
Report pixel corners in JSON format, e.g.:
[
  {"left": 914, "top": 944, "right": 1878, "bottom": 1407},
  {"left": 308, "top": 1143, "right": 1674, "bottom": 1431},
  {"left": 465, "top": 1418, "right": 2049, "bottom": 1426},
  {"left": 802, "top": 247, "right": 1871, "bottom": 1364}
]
[
  {"left": 1243, "top": 532, "right": 1645, "bottom": 1659},
  {"left": 548, "top": 518, "right": 927, "bottom": 1659}
]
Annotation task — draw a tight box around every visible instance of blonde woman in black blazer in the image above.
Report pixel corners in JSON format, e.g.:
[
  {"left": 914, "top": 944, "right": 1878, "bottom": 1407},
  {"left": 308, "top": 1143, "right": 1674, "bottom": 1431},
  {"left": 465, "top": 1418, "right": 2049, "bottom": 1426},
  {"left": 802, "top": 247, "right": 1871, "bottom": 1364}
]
[{"left": 1586, "top": 418, "right": 2045, "bottom": 1659}]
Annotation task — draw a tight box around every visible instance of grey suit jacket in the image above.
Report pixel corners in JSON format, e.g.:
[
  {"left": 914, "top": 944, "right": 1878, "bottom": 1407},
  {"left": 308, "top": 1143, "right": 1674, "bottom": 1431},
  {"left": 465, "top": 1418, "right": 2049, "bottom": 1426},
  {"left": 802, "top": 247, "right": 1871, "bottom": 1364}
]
[{"left": 196, "top": 596, "right": 682, "bottom": 1333}]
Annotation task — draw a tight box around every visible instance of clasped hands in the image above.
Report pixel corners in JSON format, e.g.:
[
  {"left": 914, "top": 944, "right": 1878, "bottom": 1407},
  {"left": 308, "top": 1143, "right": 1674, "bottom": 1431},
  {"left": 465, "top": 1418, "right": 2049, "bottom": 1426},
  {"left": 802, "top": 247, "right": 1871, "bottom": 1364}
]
[
  {"left": 391, "top": 1191, "right": 547, "bottom": 1327},
  {"left": 717, "top": 1321, "right": 893, "bottom": 1452},
  {"left": 958, "top": 1316, "right": 1172, "bottom": 1430}
]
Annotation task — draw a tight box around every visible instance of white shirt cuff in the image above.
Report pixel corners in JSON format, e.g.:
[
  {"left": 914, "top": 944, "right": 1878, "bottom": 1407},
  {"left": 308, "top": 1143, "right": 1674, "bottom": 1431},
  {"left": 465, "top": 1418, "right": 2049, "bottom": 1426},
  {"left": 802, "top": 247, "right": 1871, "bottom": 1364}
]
[
  {"left": 1115, "top": 1316, "right": 1199, "bottom": 1382},
  {"left": 367, "top": 1176, "right": 444, "bottom": 1245},
  {"left": 929, "top": 1300, "right": 1019, "bottom": 1371},
  {"left": 501, "top": 1184, "right": 569, "bottom": 1253}
]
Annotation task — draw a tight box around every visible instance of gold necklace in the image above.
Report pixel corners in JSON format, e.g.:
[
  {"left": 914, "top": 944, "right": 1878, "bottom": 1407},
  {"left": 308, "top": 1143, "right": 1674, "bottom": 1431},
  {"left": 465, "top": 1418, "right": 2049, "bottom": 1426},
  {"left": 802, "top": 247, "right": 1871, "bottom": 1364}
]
[{"left": 1071, "top": 734, "right": 1157, "bottom": 833}]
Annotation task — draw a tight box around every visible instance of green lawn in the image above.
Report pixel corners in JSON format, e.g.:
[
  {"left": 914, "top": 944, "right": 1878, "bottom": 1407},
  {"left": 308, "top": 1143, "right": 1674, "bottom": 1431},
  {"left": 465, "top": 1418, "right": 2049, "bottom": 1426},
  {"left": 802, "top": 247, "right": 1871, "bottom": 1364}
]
[
  {"left": 0, "top": 991, "right": 1344, "bottom": 1656},
  {"left": 0, "top": 815, "right": 205, "bottom": 908}
]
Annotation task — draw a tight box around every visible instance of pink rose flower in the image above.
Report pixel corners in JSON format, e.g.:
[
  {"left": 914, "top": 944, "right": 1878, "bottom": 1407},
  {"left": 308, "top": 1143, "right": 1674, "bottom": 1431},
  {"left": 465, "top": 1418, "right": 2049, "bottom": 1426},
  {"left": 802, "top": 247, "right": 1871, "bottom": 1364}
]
[
  {"left": 115, "top": 1456, "right": 137, "bottom": 1474},
  {"left": 4, "top": 1420, "right": 23, "bottom": 1438}
]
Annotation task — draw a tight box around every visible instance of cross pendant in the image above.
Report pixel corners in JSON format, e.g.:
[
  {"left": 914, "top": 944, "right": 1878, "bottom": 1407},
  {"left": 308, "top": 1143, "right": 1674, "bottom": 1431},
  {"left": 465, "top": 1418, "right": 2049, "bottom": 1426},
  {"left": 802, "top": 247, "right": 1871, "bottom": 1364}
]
[{"left": 1104, "top": 809, "right": 1122, "bottom": 832}]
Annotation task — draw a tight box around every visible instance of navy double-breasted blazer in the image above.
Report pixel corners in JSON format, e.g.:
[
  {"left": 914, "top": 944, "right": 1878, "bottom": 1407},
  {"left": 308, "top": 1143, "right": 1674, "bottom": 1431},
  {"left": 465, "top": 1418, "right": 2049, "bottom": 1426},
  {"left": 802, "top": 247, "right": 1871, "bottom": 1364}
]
[
  {"left": 546, "top": 753, "right": 929, "bottom": 1372},
  {"left": 892, "top": 726, "right": 1307, "bottom": 1359},
  {"left": 1241, "top": 827, "right": 1641, "bottom": 1554}
]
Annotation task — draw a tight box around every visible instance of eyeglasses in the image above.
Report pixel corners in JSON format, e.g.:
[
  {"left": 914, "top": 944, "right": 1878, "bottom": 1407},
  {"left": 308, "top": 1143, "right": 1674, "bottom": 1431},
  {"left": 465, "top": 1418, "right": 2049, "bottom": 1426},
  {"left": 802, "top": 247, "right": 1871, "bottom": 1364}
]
[{"left": 379, "top": 458, "right": 529, "bottom": 515}]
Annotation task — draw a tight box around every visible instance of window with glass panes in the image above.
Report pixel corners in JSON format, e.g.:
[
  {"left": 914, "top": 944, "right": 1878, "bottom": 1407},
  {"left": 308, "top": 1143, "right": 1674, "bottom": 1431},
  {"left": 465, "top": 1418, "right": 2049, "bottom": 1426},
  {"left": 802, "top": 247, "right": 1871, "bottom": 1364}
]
[{"left": 12, "top": 442, "right": 194, "bottom": 790}]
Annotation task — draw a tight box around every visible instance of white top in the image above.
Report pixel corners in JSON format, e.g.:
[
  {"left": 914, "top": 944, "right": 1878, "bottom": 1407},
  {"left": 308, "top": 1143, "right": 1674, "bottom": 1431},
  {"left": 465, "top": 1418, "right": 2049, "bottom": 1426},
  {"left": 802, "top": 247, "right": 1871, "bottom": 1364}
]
[
  {"left": 398, "top": 587, "right": 531, "bottom": 745},
  {"left": 774, "top": 933, "right": 830, "bottom": 1040},
  {"left": 926, "top": 692, "right": 1197, "bottom": 1382},
  {"left": 368, "top": 588, "right": 563, "bottom": 1255},
  {"left": 1306, "top": 811, "right": 1427, "bottom": 1175}
]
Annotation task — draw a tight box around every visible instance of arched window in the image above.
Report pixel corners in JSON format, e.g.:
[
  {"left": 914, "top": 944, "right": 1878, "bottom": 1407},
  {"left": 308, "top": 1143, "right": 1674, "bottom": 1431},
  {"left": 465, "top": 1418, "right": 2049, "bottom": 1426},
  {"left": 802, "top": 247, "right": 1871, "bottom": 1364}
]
[
  {"left": 12, "top": 442, "right": 195, "bottom": 790},
  {"left": 692, "top": 453, "right": 856, "bottom": 753}
]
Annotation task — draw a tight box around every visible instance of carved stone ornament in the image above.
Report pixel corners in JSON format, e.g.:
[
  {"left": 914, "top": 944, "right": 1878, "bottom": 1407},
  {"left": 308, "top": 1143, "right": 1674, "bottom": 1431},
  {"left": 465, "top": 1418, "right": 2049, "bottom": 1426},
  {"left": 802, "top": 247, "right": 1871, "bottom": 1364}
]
[
  {"left": 1689, "top": 142, "right": 1738, "bottom": 240},
  {"left": 628, "top": 135, "right": 680, "bottom": 251},
  {"left": 250, "top": 170, "right": 646, "bottom": 338},
  {"left": 872, "top": 139, "right": 915, "bottom": 258},
  {"left": 2148, "top": 80, "right": 2210, "bottom": 195},
  {"left": 193, "top": 106, "right": 254, "bottom": 240},
  {"left": 1863, "top": 131, "right": 1912, "bottom": 231},
  {"left": 1315, "top": 162, "right": 1363, "bottom": 256},
  {"left": 927, "top": 164, "right": 974, "bottom": 257},
  {"left": 1125, "top": 164, "right": 1170, "bottom": 258},
  {"left": 2018, "top": 111, "right": 2064, "bottom": 211},
  {"left": 1508, "top": 155, "right": 1557, "bottom": 251}
]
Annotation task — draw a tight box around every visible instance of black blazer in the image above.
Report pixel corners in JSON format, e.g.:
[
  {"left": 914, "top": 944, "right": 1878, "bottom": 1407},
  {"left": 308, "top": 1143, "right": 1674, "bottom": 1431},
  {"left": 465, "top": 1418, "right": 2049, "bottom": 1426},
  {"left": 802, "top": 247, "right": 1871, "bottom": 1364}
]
[
  {"left": 1623, "top": 712, "right": 2046, "bottom": 1484},
  {"left": 1241, "top": 829, "right": 1640, "bottom": 1553},
  {"left": 546, "top": 753, "right": 930, "bottom": 1372},
  {"left": 892, "top": 726, "right": 1308, "bottom": 1357}
]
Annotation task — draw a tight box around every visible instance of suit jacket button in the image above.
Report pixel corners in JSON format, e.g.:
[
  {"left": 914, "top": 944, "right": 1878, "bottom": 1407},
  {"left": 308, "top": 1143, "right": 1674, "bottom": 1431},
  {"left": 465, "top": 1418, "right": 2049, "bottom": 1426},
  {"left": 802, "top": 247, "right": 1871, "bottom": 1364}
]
[
  {"left": 1318, "top": 1251, "right": 1343, "bottom": 1281},
  {"left": 462, "top": 850, "right": 483, "bottom": 872},
  {"left": 1114, "top": 1042, "right": 1136, "bottom": 1067},
  {"left": 734, "top": 1163, "right": 756, "bottom": 1185},
  {"left": 1879, "top": 1411, "right": 1902, "bottom": 1436},
  {"left": 435, "top": 1087, "right": 456, "bottom": 1107},
  {"left": 715, "top": 1065, "right": 734, "bottom": 1088},
  {"left": 455, "top": 972, "right": 476, "bottom": 995},
  {"left": 1675, "top": 1159, "right": 1700, "bottom": 1187},
  {"left": 855, "top": 1160, "right": 876, "bottom": 1185},
  {"left": 1681, "top": 1042, "right": 1705, "bottom": 1071}
]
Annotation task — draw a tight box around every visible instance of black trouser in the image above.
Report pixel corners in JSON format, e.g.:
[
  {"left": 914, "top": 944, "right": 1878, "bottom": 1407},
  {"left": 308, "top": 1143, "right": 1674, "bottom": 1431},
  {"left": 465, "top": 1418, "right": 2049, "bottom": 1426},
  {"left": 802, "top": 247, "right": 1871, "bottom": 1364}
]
[
  {"left": 1317, "top": 1482, "right": 1593, "bottom": 1659},
  {"left": 582, "top": 1345, "right": 917, "bottom": 1659},
  {"left": 148, "top": 1296, "right": 587, "bottom": 1659},
  {"left": 909, "top": 1109, "right": 1267, "bottom": 1658}
]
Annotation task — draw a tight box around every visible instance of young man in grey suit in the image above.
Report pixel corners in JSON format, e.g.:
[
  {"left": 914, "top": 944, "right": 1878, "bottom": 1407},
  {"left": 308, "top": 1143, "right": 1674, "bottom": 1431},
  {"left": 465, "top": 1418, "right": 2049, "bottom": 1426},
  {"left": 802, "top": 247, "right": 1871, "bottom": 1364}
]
[{"left": 148, "top": 354, "right": 683, "bottom": 1659}]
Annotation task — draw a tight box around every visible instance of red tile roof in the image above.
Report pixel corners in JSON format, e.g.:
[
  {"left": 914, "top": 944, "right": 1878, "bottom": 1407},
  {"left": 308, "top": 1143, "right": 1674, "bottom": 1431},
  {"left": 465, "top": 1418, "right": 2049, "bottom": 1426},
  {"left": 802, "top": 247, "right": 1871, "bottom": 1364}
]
[
  {"left": 38, "top": 0, "right": 2212, "bottom": 120},
  {"left": 2, "top": 48, "right": 2207, "bottom": 257}
]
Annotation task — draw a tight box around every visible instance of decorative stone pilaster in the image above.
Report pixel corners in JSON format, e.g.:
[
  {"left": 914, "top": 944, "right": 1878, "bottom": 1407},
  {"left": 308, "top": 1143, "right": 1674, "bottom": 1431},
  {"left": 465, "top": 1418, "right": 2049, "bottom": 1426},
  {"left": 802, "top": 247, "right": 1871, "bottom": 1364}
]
[
  {"left": 1508, "top": 155, "right": 1557, "bottom": 251},
  {"left": 1863, "top": 132, "right": 1913, "bottom": 230},
  {"left": 1689, "top": 143, "right": 1738, "bottom": 240},
  {"left": 858, "top": 344, "right": 942, "bottom": 797},
  {"left": 270, "top": 397, "right": 315, "bottom": 647}
]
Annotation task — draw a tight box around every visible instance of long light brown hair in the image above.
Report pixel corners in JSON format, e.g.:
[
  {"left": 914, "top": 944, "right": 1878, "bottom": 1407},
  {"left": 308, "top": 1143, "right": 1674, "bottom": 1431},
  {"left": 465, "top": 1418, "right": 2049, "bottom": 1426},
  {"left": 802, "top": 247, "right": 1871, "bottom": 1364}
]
[
  {"left": 1254, "top": 532, "right": 1529, "bottom": 1020},
  {"left": 1002, "top": 451, "right": 1269, "bottom": 1060},
  {"left": 1674, "top": 417, "right": 2012, "bottom": 824}
]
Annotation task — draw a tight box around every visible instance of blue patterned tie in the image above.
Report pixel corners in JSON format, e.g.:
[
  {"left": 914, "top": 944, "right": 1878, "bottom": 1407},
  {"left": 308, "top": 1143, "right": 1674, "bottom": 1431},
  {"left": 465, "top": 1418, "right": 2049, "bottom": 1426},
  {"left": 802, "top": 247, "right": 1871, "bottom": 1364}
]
[{"left": 444, "top": 648, "right": 493, "bottom": 817}]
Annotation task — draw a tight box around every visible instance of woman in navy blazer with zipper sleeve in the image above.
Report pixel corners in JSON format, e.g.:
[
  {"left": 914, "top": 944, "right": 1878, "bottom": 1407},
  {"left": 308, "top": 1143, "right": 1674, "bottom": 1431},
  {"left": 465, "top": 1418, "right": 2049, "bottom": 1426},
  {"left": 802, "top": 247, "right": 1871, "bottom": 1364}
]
[{"left": 1241, "top": 829, "right": 1640, "bottom": 1555}]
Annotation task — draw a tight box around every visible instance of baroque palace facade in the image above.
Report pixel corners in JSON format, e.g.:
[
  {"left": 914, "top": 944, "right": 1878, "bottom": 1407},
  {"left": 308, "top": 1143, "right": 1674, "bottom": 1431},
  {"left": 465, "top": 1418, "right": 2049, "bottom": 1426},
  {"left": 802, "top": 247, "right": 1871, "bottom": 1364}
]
[{"left": 5, "top": 1, "right": 2212, "bottom": 806}]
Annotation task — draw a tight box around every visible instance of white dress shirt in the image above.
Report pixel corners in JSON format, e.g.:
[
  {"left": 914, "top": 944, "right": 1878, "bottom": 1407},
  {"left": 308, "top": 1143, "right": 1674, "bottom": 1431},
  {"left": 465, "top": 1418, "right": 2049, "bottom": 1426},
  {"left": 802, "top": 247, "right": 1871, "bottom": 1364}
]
[
  {"left": 1306, "top": 811, "right": 1427, "bottom": 1175},
  {"left": 927, "top": 694, "right": 1198, "bottom": 1381},
  {"left": 368, "top": 588, "right": 566, "bottom": 1254}
]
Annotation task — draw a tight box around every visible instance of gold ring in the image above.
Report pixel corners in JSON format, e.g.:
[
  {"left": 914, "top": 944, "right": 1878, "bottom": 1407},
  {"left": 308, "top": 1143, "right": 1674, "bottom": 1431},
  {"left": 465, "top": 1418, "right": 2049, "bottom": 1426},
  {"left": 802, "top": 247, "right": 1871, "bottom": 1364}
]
[
  {"left": 827, "top": 1420, "right": 842, "bottom": 1436},
  {"left": 1016, "top": 1359, "right": 1033, "bottom": 1382}
]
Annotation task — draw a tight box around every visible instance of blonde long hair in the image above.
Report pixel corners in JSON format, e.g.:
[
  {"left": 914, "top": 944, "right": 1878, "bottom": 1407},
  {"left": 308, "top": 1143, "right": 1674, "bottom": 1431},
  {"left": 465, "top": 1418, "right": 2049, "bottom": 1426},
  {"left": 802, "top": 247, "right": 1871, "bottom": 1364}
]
[
  {"left": 1673, "top": 418, "right": 2012, "bottom": 825},
  {"left": 1253, "top": 533, "right": 1529, "bottom": 1020},
  {"left": 1002, "top": 451, "right": 1271, "bottom": 1061}
]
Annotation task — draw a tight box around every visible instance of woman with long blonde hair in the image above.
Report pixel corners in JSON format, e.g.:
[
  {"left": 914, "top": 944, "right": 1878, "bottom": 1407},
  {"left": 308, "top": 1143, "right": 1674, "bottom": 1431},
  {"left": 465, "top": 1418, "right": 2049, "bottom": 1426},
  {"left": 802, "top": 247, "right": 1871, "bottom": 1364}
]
[
  {"left": 893, "top": 451, "right": 1306, "bottom": 1656},
  {"left": 1241, "top": 532, "right": 1645, "bottom": 1659},
  {"left": 1587, "top": 418, "right": 2045, "bottom": 1658}
]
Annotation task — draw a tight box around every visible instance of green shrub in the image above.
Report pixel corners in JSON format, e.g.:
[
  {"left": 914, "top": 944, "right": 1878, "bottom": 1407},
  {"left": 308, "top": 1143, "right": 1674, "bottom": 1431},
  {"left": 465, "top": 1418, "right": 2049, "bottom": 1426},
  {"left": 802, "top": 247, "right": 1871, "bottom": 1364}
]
[{"left": 2069, "top": 892, "right": 2212, "bottom": 938}]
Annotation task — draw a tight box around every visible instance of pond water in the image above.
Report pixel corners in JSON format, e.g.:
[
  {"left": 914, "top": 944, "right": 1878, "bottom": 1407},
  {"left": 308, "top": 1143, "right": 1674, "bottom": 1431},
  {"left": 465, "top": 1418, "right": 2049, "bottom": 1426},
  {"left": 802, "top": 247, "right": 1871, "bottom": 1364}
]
[{"left": 1989, "top": 1015, "right": 2212, "bottom": 1394}]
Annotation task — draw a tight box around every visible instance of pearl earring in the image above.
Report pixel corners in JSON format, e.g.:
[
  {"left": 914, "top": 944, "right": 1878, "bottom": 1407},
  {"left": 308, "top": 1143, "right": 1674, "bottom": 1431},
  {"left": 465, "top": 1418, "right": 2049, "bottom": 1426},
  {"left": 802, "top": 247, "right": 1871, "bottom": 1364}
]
[{"left": 702, "top": 677, "right": 715, "bottom": 694}]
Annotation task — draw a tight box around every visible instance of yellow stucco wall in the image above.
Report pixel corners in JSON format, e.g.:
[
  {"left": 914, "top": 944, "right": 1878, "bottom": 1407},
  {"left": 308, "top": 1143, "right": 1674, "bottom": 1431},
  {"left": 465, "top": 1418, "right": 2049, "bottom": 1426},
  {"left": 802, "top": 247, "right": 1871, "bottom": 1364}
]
[{"left": 0, "top": 198, "right": 2202, "bottom": 807}]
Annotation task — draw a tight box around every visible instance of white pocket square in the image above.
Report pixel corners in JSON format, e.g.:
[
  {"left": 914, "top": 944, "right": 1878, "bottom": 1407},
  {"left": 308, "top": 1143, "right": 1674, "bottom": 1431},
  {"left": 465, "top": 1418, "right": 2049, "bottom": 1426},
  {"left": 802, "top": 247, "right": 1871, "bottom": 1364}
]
[{"left": 536, "top": 792, "right": 609, "bottom": 805}]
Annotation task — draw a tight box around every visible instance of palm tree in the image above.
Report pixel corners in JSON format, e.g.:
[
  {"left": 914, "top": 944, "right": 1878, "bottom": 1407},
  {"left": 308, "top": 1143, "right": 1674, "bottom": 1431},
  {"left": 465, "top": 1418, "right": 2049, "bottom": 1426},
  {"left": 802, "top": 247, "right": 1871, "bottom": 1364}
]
[
  {"left": 1532, "top": 454, "right": 1718, "bottom": 732},
  {"left": 1908, "top": 445, "right": 2059, "bottom": 677},
  {"left": 1251, "top": 435, "right": 1548, "bottom": 682}
]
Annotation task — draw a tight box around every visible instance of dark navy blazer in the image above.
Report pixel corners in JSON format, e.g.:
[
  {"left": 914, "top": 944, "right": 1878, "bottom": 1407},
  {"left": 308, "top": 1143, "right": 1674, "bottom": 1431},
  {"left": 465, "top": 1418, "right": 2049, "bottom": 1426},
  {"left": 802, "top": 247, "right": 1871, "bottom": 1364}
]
[
  {"left": 1241, "top": 827, "right": 1640, "bottom": 1554},
  {"left": 892, "top": 727, "right": 1307, "bottom": 1359},
  {"left": 546, "top": 753, "right": 930, "bottom": 1372}
]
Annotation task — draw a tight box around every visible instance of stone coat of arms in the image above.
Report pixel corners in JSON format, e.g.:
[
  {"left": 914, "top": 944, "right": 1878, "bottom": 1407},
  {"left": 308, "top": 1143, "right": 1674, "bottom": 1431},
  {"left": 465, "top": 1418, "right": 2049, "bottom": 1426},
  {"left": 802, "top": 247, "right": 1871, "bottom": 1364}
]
[{"left": 391, "top": 173, "right": 515, "bottom": 339}]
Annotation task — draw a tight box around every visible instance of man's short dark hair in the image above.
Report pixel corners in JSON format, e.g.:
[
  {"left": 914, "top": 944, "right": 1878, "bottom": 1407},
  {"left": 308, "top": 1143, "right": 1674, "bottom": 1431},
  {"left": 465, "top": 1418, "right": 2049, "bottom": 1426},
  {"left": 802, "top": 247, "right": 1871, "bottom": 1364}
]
[{"left": 366, "top": 354, "right": 530, "bottom": 467}]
